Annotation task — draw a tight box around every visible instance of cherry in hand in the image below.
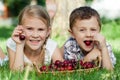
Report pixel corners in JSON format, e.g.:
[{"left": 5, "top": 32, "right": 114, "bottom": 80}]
[{"left": 19, "top": 34, "right": 25, "bottom": 40}]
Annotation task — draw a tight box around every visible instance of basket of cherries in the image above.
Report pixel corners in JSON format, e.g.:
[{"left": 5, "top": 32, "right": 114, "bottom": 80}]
[{"left": 34, "top": 58, "right": 101, "bottom": 74}]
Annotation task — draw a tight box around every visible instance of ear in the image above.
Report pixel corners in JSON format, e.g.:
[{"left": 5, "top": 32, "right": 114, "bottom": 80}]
[
  {"left": 68, "top": 29, "right": 75, "bottom": 38},
  {"left": 47, "top": 27, "right": 51, "bottom": 37}
]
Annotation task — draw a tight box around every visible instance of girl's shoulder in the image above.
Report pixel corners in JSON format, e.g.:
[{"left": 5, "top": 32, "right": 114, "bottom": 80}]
[
  {"left": 46, "top": 38, "right": 57, "bottom": 45},
  {"left": 6, "top": 38, "right": 16, "bottom": 52},
  {"left": 45, "top": 38, "right": 57, "bottom": 51}
]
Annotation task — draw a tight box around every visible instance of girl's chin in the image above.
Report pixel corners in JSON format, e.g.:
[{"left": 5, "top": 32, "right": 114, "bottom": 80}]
[
  {"left": 30, "top": 47, "right": 40, "bottom": 51},
  {"left": 29, "top": 45, "right": 42, "bottom": 50}
]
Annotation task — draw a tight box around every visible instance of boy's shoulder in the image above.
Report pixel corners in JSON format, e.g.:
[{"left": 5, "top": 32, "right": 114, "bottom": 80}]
[
  {"left": 64, "top": 37, "right": 79, "bottom": 48},
  {"left": 66, "top": 37, "right": 76, "bottom": 42}
]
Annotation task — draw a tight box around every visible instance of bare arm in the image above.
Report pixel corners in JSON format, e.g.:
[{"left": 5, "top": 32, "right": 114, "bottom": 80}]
[
  {"left": 0, "top": 47, "right": 6, "bottom": 59},
  {"left": 51, "top": 46, "right": 64, "bottom": 63},
  {"left": 83, "top": 47, "right": 101, "bottom": 62},
  {"left": 94, "top": 33, "right": 113, "bottom": 70},
  {"left": 101, "top": 46, "right": 113, "bottom": 70},
  {"left": 7, "top": 44, "right": 24, "bottom": 71},
  {"left": 8, "top": 25, "right": 25, "bottom": 71},
  {"left": 60, "top": 46, "right": 64, "bottom": 57}
]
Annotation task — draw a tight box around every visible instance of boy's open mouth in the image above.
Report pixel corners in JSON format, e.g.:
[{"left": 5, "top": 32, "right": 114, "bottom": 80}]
[{"left": 84, "top": 40, "right": 93, "bottom": 46}]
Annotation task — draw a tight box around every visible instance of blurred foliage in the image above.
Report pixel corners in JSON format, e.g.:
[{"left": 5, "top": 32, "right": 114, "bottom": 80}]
[
  {"left": 4, "top": 0, "right": 45, "bottom": 17},
  {"left": 85, "top": 0, "right": 93, "bottom": 4}
]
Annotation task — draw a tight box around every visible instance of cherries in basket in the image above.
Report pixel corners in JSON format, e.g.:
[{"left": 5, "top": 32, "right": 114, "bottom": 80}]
[{"left": 39, "top": 59, "right": 97, "bottom": 72}]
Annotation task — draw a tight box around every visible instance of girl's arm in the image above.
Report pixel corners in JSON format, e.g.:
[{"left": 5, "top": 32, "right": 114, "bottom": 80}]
[
  {"left": 7, "top": 45, "right": 24, "bottom": 71},
  {"left": 60, "top": 46, "right": 64, "bottom": 58},
  {"left": 52, "top": 46, "right": 64, "bottom": 63},
  {"left": 8, "top": 25, "right": 25, "bottom": 71}
]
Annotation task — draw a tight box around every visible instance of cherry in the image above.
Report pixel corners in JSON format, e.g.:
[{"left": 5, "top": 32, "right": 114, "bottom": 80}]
[
  {"left": 60, "top": 67, "right": 65, "bottom": 71},
  {"left": 63, "top": 60, "right": 69, "bottom": 67},
  {"left": 61, "top": 62, "right": 65, "bottom": 67},
  {"left": 19, "top": 34, "right": 25, "bottom": 40},
  {"left": 54, "top": 60, "right": 61, "bottom": 67},
  {"left": 87, "top": 63, "right": 93, "bottom": 68},
  {"left": 39, "top": 59, "right": 97, "bottom": 72},
  {"left": 80, "top": 60, "right": 84, "bottom": 66},
  {"left": 67, "top": 65, "right": 73, "bottom": 70},
  {"left": 70, "top": 59, "right": 76, "bottom": 63},
  {"left": 40, "top": 65, "right": 47, "bottom": 71},
  {"left": 84, "top": 40, "right": 92, "bottom": 46}
]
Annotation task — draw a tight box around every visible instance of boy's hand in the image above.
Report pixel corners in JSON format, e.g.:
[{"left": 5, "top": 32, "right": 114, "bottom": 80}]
[
  {"left": 83, "top": 47, "right": 101, "bottom": 63},
  {"left": 93, "top": 33, "right": 106, "bottom": 50},
  {"left": 12, "top": 25, "right": 25, "bottom": 45}
]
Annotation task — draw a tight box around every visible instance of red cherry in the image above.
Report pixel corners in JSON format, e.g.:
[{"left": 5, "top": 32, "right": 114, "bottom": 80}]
[
  {"left": 61, "top": 62, "right": 65, "bottom": 67},
  {"left": 53, "top": 64, "right": 57, "bottom": 70},
  {"left": 80, "top": 60, "right": 84, "bottom": 66},
  {"left": 87, "top": 63, "right": 93, "bottom": 68},
  {"left": 84, "top": 40, "right": 92, "bottom": 46},
  {"left": 67, "top": 65, "right": 73, "bottom": 70},
  {"left": 60, "top": 67, "right": 65, "bottom": 71},
  {"left": 54, "top": 60, "right": 61, "bottom": 67},
  {"left": 40, "top": 65, "right": 47, "bottom": 71},
  {"left": 19, "top": 34, "right": 25, "bottom": 40},
  {"left": 57, "top": 67, "right": 61, "bottom": 71},
  {"left": 63, "top": 60, "right": 69, "bottom": 67}
]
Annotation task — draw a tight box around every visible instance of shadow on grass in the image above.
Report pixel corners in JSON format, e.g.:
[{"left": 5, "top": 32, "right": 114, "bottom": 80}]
[{"left": 0, "top": 26, "right": 14, "bottom": 39}]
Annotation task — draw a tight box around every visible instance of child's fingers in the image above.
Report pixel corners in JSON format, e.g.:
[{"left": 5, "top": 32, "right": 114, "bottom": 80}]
[{"left": 12, "top": 25, "right": 24, "bottom": 36}]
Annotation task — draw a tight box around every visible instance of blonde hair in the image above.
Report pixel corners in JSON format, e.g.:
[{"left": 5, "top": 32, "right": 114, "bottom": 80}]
[
  {"left": 18, "top": 5, "right": 51, "bottom": 27},
  {"left": 18, "top": 5, "right": 51, "bottom": 66}
]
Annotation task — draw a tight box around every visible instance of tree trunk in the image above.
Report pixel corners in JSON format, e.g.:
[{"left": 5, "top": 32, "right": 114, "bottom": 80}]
[{"left": 51, "top": 0, "right": 85, "bottom": 43}]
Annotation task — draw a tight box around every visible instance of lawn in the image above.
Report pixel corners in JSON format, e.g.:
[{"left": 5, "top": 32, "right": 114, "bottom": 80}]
[{"left": 0, "top": 19, "right": 120, "bottom": 80}]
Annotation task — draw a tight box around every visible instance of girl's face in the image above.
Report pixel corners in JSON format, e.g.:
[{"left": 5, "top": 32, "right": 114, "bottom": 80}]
[
  {"left": 70, "top": 17, "right": 100, "bottom": 52},
  {"left": 22, "top": 17, "right": 51, "bottom": 50}
]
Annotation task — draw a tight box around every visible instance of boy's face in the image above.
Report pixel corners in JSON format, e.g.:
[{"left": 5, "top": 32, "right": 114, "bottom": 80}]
[{"left": 69, "top": 16, "right": 100, "bottom": 52}]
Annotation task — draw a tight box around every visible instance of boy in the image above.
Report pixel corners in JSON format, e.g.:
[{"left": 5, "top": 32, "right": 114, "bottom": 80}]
[{"left": 61, "top": 6, "right": 116, "bottom": 70}]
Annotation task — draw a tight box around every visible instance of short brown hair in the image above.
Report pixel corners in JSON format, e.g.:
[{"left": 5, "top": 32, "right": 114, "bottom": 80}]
[{"left": 69, "top": 6, "right": 101, "bottom": 30}]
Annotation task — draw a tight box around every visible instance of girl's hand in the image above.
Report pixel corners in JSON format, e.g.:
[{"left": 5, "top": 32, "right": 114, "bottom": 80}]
[
  {"left": 12, "top": 25, "right": 25, "bottom": 45},
  {"left": 93, "top": 33, "right": 106, "bottom": 50}
]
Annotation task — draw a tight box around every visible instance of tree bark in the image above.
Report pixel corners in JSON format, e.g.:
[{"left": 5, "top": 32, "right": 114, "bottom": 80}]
[{"left": 46, "top": 0, "right": 85, "bottom": 46}]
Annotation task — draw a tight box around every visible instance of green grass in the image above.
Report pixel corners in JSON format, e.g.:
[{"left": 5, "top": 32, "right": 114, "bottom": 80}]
[{"left": 0, "top": 19, "right": 120, "bottom": 80}]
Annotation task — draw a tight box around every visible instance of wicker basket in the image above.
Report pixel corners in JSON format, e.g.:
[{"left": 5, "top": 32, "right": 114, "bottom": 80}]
[{"left": 34, "top": 56, "right": 101, "bottom": 74}]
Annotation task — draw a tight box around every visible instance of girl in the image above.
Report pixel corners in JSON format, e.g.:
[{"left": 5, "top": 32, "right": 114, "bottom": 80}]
[
  {"left": 6, "top": 5, "right": 63, "bottom": 71},
  {"left": 61, "top": 6, "right": 116, "bottom": 70}
]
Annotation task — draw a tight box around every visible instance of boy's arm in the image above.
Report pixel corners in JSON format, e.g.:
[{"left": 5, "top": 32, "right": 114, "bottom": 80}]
[
  {"left": 93, "top": 33, "right": 113, "bottom": 70},
  {"left": 100, "top": 45, "right": 113, "bottom": 70},
  {"left": 83, "top": 47, "right": 101, "bottom": 63}
]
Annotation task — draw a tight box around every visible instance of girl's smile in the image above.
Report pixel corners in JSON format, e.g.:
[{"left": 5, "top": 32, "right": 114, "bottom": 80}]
[{"left": 29, "top": 39, "right": 40, "bottom": 45}]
